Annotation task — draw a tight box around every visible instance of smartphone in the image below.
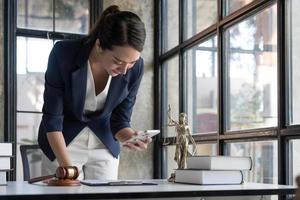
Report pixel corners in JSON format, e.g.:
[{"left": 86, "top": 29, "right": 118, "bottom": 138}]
[{"left": 125, "top": 130, "right": 160, "bottom": 143}]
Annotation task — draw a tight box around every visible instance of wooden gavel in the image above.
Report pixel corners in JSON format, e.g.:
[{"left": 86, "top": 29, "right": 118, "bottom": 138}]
[{"left": 29, "top": 166, "right": 81, "bottom": 186}]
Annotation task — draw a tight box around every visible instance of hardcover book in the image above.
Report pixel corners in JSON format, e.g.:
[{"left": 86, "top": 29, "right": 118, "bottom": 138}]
[
  {"left": 0, "top": 143, "right": 12, "bottom": 157},
  {"left": 175, "top": 169, "right": 243, "bottom": 185},
  {"left": 186, "top": 156, "right": 252, "bottom": 170},
  {"left": 0, "top": 171, "right": 7, "bottom": 185},
  {"left": 0, "top": 157, "right": 11, "bottom": 170}
]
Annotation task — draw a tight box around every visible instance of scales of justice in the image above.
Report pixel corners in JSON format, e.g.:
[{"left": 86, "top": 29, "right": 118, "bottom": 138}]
[{"left": 167, "top": 105, "right": 198, "bottom": 182}]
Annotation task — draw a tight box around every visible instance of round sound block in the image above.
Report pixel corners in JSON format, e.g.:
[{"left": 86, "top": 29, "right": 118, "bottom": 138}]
[{"left": 48, "top": 179, "right": 81, "bottom": 186}]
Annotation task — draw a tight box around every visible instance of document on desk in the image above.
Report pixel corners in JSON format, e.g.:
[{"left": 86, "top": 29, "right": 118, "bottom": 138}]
[{"left": 80, "top": 180, "right": 158, "bottom": 186}]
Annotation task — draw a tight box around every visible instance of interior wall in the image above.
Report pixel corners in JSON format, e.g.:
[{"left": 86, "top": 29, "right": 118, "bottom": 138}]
[
  {"left": 102, "top": 0, "right": 154, "bottom": 179},
  {"left": 0, "top": 0, "right": 4, "bottom": 142}
]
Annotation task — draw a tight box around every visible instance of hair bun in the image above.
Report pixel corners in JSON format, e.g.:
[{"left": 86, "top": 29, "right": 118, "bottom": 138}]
[{"left": 105, "top": 5, "right": 120, "bottom": 16}]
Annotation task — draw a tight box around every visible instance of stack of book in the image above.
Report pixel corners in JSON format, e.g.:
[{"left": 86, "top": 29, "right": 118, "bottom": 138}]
[
  {"left": 0, "top": 143, "right": 12, "bottom": 186},
  {"left": 175, "top": 156, "right": 252, "bottom": 185}
]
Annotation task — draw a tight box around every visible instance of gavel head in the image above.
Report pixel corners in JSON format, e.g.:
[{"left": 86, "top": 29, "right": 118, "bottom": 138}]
[{"left": 55, "top": 166, "right": 79, "bottom": 180}]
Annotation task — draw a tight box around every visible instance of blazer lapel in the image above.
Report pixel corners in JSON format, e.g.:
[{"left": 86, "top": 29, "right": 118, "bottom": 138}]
[
  {"left": 100, "top": 75, "right": 129, "bottom": 117},
  {"left": 71, "top": 64, "right": 88, "bottom": 121},
  {"left": 71, "top": 38, "right": 92, "bottom": 121},
  {"left": 72, "top": 70, "right": 129, "bottom": 121}
]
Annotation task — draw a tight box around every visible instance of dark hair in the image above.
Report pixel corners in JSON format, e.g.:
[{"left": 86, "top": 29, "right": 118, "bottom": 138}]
[{"left": 88, "top": 5, "right": 146, "bottom": 52}]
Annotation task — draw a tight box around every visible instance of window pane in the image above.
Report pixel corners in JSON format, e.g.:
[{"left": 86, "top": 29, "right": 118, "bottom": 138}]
[
  {"left": 286, "top": 0, "right": 300, "bottom": 125},
  {"left": 17, "top": 73, "right": 45, "bottom": 112},
  {"left": 17, "top": 37, "right": 52, "bottom": 112},
  {"left": 55, "top": 0, "right": 89, "bottom": 34},
  {"left": 165, "top": 143, "right": 217, "bottom": 178},
  {"left": 195, "top": 143, "right": 218, "bottom": 156},
  {"left": 17, "top": 37, "right": 53, "bottom": 74},
  {"left": 184, "top": 0, "right": 217, "bottom": 40},
  {"left": 289, "top": 139, "right": 300, "bottom": 186},
  {"left": 16, "top": 113, "right": 42, "bottom": 181},
  {"left": 162, "top": 0, "right": 179, "bottom": 52},
  {"left": 224, "top": 0, "right": 255, "bottom": 15},
  {"left": 17, "top": 0, "right": 53, "bottom": 31},
  {"left": 162, "top": 56, "right": 179, "bottom": 138},
  {"left": 186, "top": 36, "right": 218, "bottom": 134},
  {"left": 226, "top": 140, "right": 278, "bottom": 184},
  {"left": 225, "top": 5, "right": 277, "bottom": 131}
]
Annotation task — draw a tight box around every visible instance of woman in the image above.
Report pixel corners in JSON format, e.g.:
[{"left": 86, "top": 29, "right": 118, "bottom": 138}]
[{"left": 38, "top": 5, "right": 150, "bottom": 180}]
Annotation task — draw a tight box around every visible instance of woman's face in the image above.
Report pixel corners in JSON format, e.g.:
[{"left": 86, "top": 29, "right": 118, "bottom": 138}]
[{"left": 100, "top": 44, "right": 141, "bottom": 77}]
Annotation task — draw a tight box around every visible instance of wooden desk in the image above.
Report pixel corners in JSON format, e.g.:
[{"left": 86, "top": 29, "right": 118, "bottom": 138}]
[{"left": 0, "top": 180, "right": 297, "bottom": 200}]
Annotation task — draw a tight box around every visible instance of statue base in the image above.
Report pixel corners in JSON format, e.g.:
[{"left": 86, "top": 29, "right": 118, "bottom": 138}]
[{"left": 168, "top": 172, "right": 176, "bottom": 183}]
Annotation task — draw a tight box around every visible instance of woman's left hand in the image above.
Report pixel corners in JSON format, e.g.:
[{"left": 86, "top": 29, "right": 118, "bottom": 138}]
[{"left": 122, "top": 131, "right": 152, "bottom": 151}]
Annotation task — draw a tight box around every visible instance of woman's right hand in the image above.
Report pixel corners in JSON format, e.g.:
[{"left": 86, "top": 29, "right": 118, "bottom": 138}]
[{"left": 47, "top": 131, "right": 72, "bottom": 166}]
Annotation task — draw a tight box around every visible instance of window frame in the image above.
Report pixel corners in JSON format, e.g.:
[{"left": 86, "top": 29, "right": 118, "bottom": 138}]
[{"left": 154, "top": 0, "right": 297, "bottom": 186}]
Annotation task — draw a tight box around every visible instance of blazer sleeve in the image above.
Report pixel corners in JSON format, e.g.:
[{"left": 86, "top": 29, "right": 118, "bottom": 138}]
[
  {"left": 110, "top": 59, "right": 144, "bottom": 137},
  {"left": 41, "top": 44, "right": 65, "bottom": 132}
]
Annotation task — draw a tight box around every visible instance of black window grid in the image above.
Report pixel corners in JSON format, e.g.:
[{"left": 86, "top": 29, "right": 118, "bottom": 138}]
[{"left": 154, "top": 0, "right": 300, "bottom": 188}]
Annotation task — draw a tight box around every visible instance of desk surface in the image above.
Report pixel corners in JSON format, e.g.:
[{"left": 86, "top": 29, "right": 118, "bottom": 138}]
[{"left": 0, "top": 179, "right": 297, "bottom": 200}]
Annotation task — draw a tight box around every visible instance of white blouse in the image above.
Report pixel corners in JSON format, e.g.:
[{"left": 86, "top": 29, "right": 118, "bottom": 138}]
[{"left": 84, "top": 61, "right": 112, "bottom": 114}]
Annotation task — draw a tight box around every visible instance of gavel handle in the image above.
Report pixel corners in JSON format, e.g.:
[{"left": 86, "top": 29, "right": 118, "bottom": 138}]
[{"left": 28, "top": 174, "right": 55, "bottom": 184}]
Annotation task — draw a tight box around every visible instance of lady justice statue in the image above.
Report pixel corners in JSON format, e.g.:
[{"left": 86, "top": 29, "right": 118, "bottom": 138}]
[{"left": 167, "top": 105, "right": 197, "bottom": 170}]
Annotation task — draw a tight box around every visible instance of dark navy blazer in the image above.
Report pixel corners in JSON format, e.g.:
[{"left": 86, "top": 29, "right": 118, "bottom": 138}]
[{"left": 38, "top": 37, "right": 144, "bottom": 161}]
